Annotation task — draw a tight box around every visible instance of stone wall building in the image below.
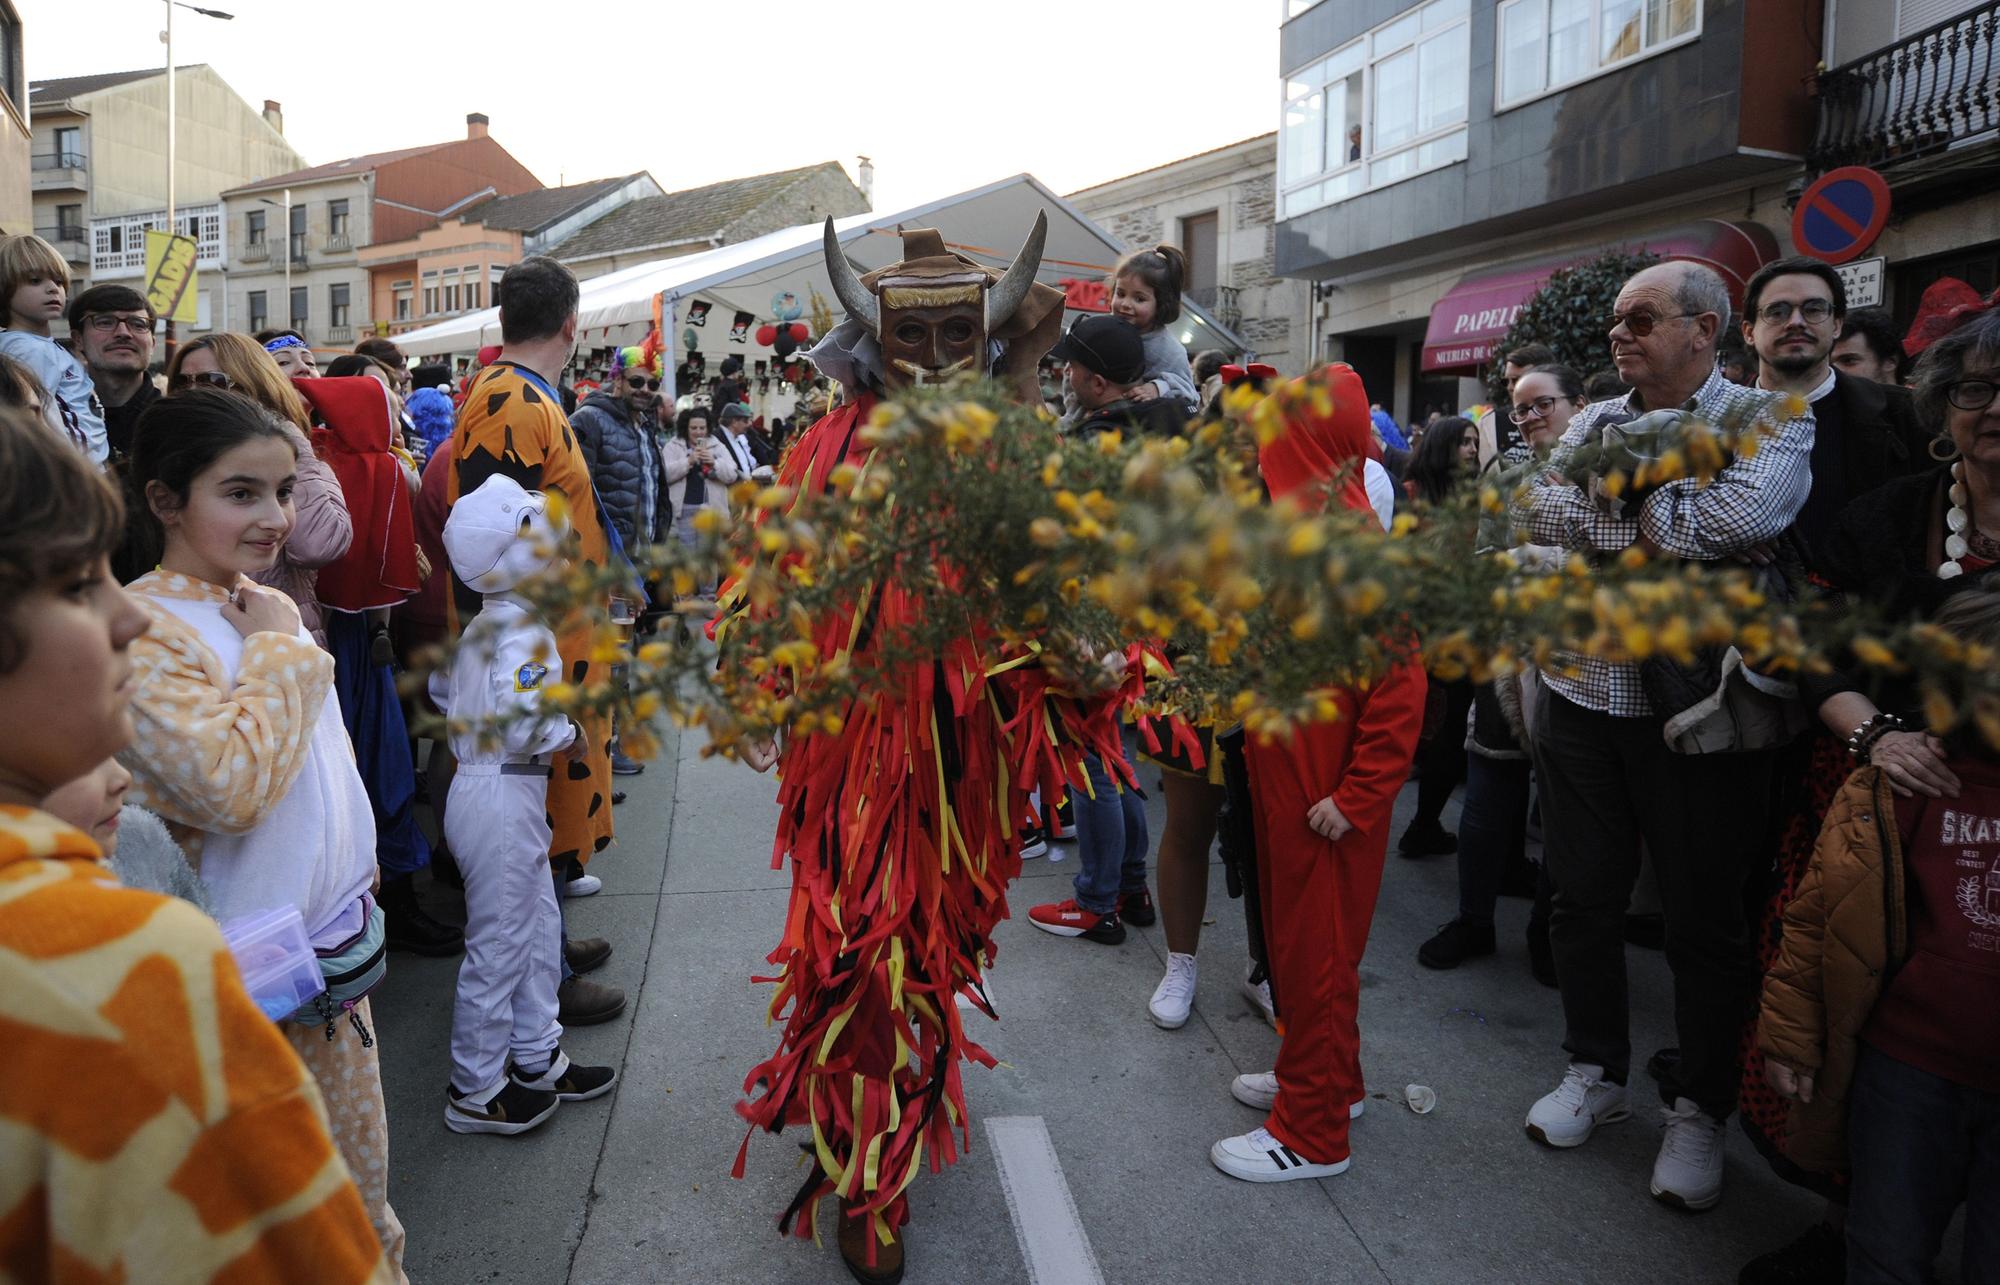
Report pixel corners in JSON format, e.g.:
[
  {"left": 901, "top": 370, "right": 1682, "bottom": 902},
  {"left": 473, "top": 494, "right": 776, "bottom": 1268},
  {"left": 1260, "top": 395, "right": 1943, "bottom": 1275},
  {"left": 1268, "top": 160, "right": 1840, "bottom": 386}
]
[{"left": 1067, "top": 134, "right": 1307, "bottom": 375}]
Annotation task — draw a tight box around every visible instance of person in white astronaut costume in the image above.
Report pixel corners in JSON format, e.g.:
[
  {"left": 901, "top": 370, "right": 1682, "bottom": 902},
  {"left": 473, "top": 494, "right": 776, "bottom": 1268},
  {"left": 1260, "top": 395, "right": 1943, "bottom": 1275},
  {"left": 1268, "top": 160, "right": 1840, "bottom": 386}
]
[{"left": 435, "top": 475, "right": 617, "bottom": 1135}]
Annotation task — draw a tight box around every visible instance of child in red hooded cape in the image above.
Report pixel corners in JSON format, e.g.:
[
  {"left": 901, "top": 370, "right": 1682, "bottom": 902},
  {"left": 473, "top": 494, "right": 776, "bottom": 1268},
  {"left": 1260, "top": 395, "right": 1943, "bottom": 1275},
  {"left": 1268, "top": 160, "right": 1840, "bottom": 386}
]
[{"left": 1211, "top": 364, "right": 1427, "bottom": 1183}]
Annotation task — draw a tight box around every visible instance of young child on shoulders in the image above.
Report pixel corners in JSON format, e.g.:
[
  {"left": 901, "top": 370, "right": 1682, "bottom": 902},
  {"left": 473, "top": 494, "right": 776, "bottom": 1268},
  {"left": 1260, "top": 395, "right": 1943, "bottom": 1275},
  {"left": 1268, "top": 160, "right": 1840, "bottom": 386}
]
[
  {"left": 0, "top": 233, "right": 107, "bottom": 463},
  {"left": 1759, "top": 586, "right": 2000, "bottom": 1284},
  {"left": 434, "top": 474, "right": 616, "bottom": 1135},
  {"left": 1108, "top": 243, "right": 1199, "bottom": 410}
]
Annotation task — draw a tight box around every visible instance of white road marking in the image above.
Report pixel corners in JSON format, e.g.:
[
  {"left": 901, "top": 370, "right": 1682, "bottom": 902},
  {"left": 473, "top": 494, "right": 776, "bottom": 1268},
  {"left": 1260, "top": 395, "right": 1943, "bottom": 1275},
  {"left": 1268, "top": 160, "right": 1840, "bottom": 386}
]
[{"left": 985, "top": 1115, "right": 1105, "bottom": 1285}]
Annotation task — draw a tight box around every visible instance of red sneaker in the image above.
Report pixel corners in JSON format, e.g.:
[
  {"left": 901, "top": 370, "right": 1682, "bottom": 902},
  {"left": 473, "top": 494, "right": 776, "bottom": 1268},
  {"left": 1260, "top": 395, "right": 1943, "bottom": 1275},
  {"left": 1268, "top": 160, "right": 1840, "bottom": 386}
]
[{"left": 1028, "top": 898, "right": 1126, "bottom": 944}]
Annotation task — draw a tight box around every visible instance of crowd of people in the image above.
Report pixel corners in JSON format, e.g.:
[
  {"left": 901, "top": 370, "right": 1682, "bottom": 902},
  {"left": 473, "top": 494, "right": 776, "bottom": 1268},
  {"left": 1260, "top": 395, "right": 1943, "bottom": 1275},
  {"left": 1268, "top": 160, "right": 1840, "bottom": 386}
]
[{"left": 2, "top": 208, "right": 1996, "bottom": 1285}]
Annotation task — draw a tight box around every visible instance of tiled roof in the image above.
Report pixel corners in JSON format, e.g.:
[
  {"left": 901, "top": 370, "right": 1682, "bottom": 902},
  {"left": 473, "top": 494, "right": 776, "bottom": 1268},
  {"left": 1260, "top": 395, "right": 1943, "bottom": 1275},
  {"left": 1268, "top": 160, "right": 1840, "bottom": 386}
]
[
  {"left": 222, "top": 142, "right": 456, "bottom": 195},
  {"left": 552, "top": 162, "right": 850, "bottom": 262},
  {"left": 459, "top": 175, "right": 641, "bottom": 233},
  {"left": 30, "top": 66, "right": 192, "bottom": 107}
]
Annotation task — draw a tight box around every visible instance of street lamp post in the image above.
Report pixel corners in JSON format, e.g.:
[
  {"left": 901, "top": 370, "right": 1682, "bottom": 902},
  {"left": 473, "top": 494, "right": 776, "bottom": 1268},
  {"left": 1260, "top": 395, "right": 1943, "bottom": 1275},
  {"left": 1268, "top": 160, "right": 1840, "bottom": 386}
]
[{"left": 162, "top": 0, "right": 232, "bottom": 345}]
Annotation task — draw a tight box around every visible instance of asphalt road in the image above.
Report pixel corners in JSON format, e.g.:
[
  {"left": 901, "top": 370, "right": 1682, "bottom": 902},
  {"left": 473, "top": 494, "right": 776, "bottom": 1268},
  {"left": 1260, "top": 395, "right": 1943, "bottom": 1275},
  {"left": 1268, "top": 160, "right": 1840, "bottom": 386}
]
[{"left": 367, "top": 725, "right": 1912, "bottom": 1285}]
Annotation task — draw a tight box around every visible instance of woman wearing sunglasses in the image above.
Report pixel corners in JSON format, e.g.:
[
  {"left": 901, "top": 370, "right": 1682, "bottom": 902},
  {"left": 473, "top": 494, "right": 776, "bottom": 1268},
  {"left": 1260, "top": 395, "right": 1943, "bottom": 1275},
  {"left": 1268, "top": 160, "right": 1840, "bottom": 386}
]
[{"left": 154, "top": 334, "right": 352, "bottom": 644}]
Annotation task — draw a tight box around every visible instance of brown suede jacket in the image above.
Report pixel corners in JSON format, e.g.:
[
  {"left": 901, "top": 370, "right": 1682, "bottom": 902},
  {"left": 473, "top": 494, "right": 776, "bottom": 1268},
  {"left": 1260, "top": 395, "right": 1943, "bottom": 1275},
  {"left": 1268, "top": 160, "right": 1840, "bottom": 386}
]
[{"left": 1757, "top": 765, "right": 1907, "bottom": 1173}]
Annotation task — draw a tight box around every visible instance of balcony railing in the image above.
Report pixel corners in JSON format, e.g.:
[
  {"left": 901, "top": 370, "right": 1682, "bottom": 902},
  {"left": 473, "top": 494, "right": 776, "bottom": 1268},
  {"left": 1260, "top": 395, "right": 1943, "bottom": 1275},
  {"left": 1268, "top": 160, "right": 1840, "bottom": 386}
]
[
  {"left": 30, "top": 150, "right": 86, "bottom": 170},
  {"left": 326, "top": 232, "right": 353, "bottom": 253},
  {"left": 328, "top": 324, "right": 354, "bottom": 343},
  {"left": 241, "top": 241, "right": 270, "bottom": 263},
  {"left": 1809, "top": 2, "right": 2000, "bottom": 176},
  {"left": 1186, "top": 283, "right": 1243, "bottom": 330},
  {"left": 34, "top": 225, "right": 87, "bottom": 261}
]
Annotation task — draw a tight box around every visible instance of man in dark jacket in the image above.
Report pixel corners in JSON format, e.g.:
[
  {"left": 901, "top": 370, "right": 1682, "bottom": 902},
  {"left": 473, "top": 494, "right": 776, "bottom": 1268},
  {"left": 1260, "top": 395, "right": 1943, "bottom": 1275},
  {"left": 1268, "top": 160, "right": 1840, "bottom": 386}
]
[
  {"left": 1054, "top": 315, "right": 1188, "bottom": 438},
  {"left": 66, "top": 285, "right": 158, "bottom": 463},
  {"left": 572, "top": 352, "right": 666, "bottom": 553},
  {"left": 1740, "top": 256, "right": 1932, "bottom": 565}
]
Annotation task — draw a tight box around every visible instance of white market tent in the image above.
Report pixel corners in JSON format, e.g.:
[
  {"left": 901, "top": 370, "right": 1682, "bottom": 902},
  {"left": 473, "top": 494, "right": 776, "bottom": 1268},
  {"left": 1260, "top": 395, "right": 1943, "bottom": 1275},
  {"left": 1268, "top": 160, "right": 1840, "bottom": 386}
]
[{"left": 394, "top": 173, "right": 1247, "bottom": 392}]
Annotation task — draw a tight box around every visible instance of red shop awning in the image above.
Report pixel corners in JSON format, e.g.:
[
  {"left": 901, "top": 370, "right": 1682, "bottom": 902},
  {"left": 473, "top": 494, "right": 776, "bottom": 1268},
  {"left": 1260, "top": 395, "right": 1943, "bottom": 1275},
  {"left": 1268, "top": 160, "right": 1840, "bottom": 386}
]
[{"left": 1419, "top": 219, "right": 1781, "bottom": 373}]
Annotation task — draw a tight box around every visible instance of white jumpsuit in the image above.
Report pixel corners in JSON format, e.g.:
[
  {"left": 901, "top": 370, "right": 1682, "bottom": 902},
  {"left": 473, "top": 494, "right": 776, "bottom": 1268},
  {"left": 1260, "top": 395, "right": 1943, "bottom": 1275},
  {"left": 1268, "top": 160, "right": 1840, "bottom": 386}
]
[{"left": 431, "top": 595, "right": 577, "bottom": 1099}]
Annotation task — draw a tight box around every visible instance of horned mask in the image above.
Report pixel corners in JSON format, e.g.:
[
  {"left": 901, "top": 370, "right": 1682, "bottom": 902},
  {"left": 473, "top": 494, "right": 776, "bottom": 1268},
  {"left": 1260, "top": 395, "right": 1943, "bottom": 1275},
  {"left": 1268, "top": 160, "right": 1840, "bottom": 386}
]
[{"left": 822, "top": 214, "right": 1062, "bottom": 400}]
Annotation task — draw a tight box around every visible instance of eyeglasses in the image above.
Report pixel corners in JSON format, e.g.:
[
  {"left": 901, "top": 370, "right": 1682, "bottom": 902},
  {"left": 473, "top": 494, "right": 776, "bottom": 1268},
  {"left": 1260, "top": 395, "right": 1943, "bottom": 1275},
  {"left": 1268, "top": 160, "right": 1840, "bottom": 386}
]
[
  {"left": 81, "top": 313, "right": 153, "bottom": 335},
  {"left": 1946, "top": 379, "right": 1999, "bottom": 411},
  {"left": 169, "top": 370, "right": 234, "bottom": 392},
  {"left": 1756, "top": 299, "right": 1837, "bottom": 326},
  {"left": 1608, "top": 311, "right": 1701, "bottom": 338},
  {"left": 1509, "top": 395, "right": 1569, "bottom": 424},
  {"left": 625, "top": 376, "right": 661, "bottom": 391}
]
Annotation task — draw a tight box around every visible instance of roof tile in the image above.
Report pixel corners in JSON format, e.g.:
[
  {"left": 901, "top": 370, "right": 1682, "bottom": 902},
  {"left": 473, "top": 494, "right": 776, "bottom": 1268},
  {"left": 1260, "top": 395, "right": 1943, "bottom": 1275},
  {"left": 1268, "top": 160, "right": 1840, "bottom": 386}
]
[{"left": 551, "top": 162, "right": 850, "bottom": 262}]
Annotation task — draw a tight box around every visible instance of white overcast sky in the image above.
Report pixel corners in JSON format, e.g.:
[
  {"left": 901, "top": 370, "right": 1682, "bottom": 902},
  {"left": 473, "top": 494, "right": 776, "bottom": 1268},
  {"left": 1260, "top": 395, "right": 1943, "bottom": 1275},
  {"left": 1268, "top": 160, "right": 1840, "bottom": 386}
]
[{"left": 25, "top": 0, "right": 1280, "bottom": 212}]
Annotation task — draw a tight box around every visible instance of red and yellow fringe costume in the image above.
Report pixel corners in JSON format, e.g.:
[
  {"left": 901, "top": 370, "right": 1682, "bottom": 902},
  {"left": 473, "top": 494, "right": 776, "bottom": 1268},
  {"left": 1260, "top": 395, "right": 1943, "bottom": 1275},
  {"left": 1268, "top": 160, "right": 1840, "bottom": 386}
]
[{"left": 719, "top": 393, "right": 1142, "bottom": 1261}]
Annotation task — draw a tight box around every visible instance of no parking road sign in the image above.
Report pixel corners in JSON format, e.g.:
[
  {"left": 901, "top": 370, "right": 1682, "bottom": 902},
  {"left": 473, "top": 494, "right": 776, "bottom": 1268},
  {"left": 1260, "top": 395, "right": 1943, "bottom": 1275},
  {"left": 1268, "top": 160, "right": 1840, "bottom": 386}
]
[{"left": 1793, "top": 166, "right": 1891, "bottom": 265}]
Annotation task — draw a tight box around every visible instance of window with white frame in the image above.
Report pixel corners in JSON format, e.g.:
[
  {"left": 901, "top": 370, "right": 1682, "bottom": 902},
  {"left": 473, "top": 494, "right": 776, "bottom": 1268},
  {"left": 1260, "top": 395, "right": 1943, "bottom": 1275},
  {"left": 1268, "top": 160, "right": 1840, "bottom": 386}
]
[
  {"left": 1496, "top": 0, "right": 1699, "bottom": 109},
  {"left": 1278, "top": 0, "right": 1470, "bottom": 220}
]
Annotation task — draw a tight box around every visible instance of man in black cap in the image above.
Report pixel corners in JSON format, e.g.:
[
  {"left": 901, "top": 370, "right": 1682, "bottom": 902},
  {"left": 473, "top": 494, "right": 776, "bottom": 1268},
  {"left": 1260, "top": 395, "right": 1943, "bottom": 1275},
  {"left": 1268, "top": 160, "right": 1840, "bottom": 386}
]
[{"left": 1053, "top": 314, "right": 1187, "bottom": 438}]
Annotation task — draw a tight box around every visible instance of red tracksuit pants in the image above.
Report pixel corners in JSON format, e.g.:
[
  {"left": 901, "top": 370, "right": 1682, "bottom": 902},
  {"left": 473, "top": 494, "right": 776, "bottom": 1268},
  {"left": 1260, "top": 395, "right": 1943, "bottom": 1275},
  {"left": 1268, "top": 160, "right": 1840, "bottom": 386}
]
[{"left": 1244, "top": 665, "right": 1423, "bottom": 1163}]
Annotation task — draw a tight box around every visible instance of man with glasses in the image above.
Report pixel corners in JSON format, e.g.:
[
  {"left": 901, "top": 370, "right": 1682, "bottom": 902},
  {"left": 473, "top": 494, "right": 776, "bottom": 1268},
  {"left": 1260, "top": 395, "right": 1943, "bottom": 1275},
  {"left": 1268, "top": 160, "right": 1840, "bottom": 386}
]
[
  {"left": 1511, "top": 261, "right": 1815, "bottom": 1214},
  {"left": 65, "top": 286, "right": 157, "bottom": 463},
  {"left": 1741, "top": 257, "right": 1932, "bottom": 560}
]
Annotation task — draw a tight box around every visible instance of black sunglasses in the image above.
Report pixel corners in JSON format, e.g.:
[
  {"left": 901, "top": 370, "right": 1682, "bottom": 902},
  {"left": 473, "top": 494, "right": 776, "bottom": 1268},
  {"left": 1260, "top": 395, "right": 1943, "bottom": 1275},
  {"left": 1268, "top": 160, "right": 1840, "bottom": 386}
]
[
  {"left": 625, "top": 375, "right": 661, "bottom": 391},
  {"left": 170, "top": 370, "right": 234, "bottom": 391}
]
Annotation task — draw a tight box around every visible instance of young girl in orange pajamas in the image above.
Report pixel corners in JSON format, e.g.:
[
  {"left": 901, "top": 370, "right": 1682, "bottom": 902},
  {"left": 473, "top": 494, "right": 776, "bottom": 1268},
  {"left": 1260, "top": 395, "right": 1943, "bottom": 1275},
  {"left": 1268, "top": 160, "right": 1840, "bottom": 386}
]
[
  {"left": 119, "top": 388, "right": 406, "bottom": 1277},
  {"left": 1211, "top": 365, "right": 1427, "bottom": 1182}
]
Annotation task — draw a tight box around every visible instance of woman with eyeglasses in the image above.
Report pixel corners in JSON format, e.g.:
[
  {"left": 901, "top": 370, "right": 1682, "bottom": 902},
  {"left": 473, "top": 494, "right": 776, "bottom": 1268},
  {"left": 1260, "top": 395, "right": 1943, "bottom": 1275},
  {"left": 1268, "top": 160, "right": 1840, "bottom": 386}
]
[
  {"left": 1729, "top": 296, "right": 2000, "bottom": 1283},
  {"left": 156, "top": 334, "right": 352, "bottom": 644},
  {"left": 1419, "top": 366, "right": 1586, "bottom": 981}
]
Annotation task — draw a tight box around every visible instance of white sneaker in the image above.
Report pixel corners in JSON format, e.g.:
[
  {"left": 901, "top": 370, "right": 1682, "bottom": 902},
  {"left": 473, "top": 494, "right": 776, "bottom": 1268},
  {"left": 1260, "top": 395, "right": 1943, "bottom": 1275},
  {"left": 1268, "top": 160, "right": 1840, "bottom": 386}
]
[
  {"left": 1651, "top": 1097, "right": 1725, "bottom": 1211},
  {"left": 1229, "top": 1071, "right": 1364, "bottom": 1118},
  {"left": 1210, "top": 1125, "right": 1348, "bottom": 1183},
  {"left": 562, "top": 873, "right": 602, "bottom": 898},
  {"left": 1148, "top": 953, "right": 1197, "bottom": 1029},
  {"left": 1524, "top": 1062, "right": 1630, "bottom": 1148},
  {"left": 1241, "top": 975, "right": 1277, "bottom": 1029}
]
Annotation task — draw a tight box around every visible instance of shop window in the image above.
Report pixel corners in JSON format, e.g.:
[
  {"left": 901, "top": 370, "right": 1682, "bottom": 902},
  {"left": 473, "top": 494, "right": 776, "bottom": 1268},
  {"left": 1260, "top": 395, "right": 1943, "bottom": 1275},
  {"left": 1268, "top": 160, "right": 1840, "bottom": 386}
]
[
  {"left": 1496, "top": 0, "right": 1698, "bottom": 109},
  {"left": 1278, "top": 0, "right": 1469, "bottom": 221}
]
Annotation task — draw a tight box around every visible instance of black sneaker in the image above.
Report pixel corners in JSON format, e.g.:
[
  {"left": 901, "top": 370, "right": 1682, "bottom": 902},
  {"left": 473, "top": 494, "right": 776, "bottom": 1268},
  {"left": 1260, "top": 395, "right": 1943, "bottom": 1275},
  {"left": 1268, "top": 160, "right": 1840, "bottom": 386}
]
[
  {"left": 1417, "top": 917, "right": 1496, "bottom": 969},
  {"left": 1398, "top": 821, "right": 1458, "bottom": 858},
  {"left": 379, "top": 872, "right": 464, "bottom": 957},
  {"left": 1019, "top": 825, "right": 1049, "bottom": 860},
  {"left": 445, "top": 1080, "right": 559, "bottom": 1135},
  {"left": 511, "top": 1050, "right": 618, "bottom": 1102},
  {"left": 1048, "top": 796, "right": 1077, "bottom": 840},
  {"left": 1738, "top": 1221, "right": 1846, "bottom": 1285},
  {"left": 1119, "top": 888, "right": 1157, "bottom": 927}
]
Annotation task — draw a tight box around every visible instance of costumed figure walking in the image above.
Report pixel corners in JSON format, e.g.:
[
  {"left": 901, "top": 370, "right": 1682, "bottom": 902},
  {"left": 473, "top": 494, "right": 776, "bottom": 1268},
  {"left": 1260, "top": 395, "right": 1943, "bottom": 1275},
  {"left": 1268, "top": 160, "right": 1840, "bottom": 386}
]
[{"left": 722, "top": 216, "right": 1135, "bottom": 1284}]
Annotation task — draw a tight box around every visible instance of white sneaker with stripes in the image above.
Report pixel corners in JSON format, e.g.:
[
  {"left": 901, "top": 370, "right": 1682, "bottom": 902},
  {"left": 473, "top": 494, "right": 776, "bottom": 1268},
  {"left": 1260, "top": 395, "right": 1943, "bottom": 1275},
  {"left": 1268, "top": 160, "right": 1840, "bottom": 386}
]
[
  {"left": 1228, "top": 1071, "right": 1365, "bottom": 1119},
  {"left": 1210, "top": 1126, "right": 1349, "bottom": 1182}
]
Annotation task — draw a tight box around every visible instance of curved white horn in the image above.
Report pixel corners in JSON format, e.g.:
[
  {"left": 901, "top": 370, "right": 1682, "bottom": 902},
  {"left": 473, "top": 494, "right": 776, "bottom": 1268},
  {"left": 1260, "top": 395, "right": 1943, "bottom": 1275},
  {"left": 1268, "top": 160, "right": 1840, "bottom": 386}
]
[
  {"left": 985, "top": 210, "right": 1048, "bottom": 333},
  {"left": 822, "top": 217, "right": 879, "bottom": 333}
]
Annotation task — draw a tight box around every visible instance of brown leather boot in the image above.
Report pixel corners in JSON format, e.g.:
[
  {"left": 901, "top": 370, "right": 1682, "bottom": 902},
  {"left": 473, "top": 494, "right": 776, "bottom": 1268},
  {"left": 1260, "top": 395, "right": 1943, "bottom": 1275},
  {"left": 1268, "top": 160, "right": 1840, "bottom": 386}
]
[{"left": 836, "top": 1199, "right": 904, "bottom": 1285}]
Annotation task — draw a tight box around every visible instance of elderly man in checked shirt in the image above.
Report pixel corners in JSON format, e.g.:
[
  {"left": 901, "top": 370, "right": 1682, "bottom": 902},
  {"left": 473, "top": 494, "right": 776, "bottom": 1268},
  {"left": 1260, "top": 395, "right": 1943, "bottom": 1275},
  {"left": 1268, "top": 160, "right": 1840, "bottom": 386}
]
[{"left": 1508, "top": 261, "right": 1814, "bottom": 1215}]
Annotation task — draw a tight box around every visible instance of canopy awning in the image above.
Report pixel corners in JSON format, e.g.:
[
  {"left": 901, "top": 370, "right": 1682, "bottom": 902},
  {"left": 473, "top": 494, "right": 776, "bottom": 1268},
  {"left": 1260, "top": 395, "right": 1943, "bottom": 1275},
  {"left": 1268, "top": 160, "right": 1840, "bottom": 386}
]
[
  {"left": 395, "top": 173, "right": 1247, "bottom": 364},
  {"left": 1419, "top": 218, "right": 1781, "bottom": 373}
]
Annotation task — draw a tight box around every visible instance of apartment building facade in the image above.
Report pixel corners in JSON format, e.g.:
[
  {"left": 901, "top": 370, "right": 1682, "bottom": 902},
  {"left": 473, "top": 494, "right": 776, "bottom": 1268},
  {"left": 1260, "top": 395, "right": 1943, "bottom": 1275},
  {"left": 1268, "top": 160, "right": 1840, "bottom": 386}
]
[
  {"left": 220, "top": 113, "right": 541, "bottom": 348},
  {"left": 28, "top": 65, "right": 302, "bottom": 328},
  {"left": 1275, "top": 0, "right": 1820, "bottom": 419}
]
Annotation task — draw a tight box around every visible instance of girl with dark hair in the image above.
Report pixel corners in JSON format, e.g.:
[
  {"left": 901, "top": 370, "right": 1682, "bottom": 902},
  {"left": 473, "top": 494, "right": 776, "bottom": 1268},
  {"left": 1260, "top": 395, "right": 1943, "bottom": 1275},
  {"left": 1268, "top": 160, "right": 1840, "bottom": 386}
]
[
  {"left": 1398, "top": 414, "right": 1479, "bottom": 859},
  {"left": 120, "top": 388, "right": 408, "bottom": 1275},
  {"left": 1107, "top": 243, "right": 1199, "bottom": 411},
  {"left": 1403, "top": 414, "right": 1477, "bottom": 505},
  {"left": 663, "top": 405, "right": 740, "bottom": 596}
]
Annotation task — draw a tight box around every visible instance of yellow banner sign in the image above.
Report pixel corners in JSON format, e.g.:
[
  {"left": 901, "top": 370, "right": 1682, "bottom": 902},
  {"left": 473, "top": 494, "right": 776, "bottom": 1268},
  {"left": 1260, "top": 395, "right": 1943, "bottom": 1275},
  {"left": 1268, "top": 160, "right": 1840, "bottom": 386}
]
[{"left": 144, "top": 230, "right": 199, "bottom": 324}]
